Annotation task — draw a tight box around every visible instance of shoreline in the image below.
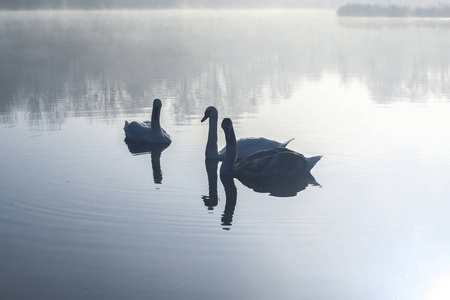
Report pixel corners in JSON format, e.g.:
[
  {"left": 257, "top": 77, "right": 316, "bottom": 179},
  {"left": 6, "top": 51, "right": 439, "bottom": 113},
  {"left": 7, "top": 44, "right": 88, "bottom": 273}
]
[{"left": 337, "top": 4, "right": 450, "bottom": 18}]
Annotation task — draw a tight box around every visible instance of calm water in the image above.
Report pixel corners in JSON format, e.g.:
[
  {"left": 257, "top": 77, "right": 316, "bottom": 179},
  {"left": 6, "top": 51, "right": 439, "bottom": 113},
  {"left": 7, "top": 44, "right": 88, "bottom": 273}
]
[{"left": 1, "top": 9, "right": 450, "bottom": 300}]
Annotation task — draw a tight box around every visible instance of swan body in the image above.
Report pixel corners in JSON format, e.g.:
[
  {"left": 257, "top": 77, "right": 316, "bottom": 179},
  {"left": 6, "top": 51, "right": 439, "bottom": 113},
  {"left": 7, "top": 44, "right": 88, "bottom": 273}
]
[
  {"left": 234, "top": 147, "right": 322, "bottom": 176},
  {"left": 124, "top": 99, "right": 171, "bottom": 144},
  {"left": 201, "top": 106, "right": 293, "bottom": 160},
  {"left": 218, "top": 137, "right": 294, "bottom": 161},
  {"left": 220, "top": 118, "right": 321, "bottom": 176}
]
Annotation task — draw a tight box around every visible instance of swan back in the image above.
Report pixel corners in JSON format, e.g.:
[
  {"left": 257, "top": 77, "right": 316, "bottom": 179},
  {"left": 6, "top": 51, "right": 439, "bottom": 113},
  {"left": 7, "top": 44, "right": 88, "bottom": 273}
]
[
  {"left": 234, "top": 148, "right": 314, "bottom": 176},
  {"left": 218, "top": 137, "right": 294, "bottom": 161}
]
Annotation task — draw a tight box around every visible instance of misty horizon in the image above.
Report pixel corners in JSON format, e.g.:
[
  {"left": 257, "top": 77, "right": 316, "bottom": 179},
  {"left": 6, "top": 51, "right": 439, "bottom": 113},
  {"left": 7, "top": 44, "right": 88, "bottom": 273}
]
[{"left": 1, "top": 0, "right": 449, "bottom": 10}]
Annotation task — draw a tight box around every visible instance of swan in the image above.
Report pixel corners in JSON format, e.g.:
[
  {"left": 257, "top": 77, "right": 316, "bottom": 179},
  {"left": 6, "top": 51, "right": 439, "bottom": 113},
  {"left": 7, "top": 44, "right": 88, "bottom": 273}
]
[
  {"left": 201, "top": 106, "right": 294, "bottom": 160},
  {"left": 220, "top": 118, "right": 322, "bottom": 176},
  {"left": 124, "top": 99, "right": 171, "bottom": 144}
]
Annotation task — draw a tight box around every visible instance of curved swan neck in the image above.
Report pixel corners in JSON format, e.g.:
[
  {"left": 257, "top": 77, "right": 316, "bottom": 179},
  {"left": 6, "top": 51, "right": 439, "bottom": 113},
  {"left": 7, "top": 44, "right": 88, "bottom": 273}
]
[
  {"left": 205, "top": 113, "right": 219, "bottom": 159},
  {"left": 220, "top": 121, "right": 237, "bottom": 175},
  {"left": 151, "top": 104, "right": 161, "bottom": 132}
]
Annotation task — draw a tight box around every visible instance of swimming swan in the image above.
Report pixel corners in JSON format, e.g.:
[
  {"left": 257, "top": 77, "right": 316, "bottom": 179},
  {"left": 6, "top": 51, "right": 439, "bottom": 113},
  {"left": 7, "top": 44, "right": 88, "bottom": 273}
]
[
  {"left": 124, "top": 99, "right": 171, "bottom": 144},
  {"left": 220, "top": 118, "right": 322, "bottom": 176},
  {"left": 201, "top": 106, "right": 293, "bottom": 160}
]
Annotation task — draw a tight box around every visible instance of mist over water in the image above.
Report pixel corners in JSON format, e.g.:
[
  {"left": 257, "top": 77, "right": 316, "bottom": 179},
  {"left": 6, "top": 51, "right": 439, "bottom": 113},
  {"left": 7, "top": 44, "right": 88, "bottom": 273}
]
[
  {"left": 1, "top": 10, "right": 450, "bottom": 129},
  {"left": 2, "top": 9, "right": 450, "bottom": 300},
  {"left": 0, "top": 0, "right": 446, "bottom": 10}
]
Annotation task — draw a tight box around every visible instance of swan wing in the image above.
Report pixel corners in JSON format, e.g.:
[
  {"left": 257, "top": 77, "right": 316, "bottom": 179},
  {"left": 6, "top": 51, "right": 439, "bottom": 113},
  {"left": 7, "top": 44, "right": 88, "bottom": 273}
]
[
  {"left": 124, "top": 121, "right": 152, "bottom": 139},
  {"left": 218, "top": 137, "right": 295, "bottom": 160},
  {"left": 235, "top": 148, "right": 317, "bottom": 176},
  {"left": 161, "top": 127, "right": 171, "bottom": 139},
  {"left": 280, "top": 138, "right": 295, "bottom": 148},
  {"left": 124, "top": 121, "right": 171, "bottom": 143},
  {"left": 307, "top": 155, "right": 323, "bottom": 169}
]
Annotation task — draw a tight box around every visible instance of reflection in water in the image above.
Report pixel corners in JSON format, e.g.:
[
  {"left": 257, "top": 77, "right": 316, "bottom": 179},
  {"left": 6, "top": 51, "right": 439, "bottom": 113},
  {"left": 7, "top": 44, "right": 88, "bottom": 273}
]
[
  {"left": 220, "top": 174, "right": 237, "bottom": 231},
  {"left": 124, "top": 139, "right": 170, "bottom": 184},
  {"left": 2, "top": 11, "right": 450, "bottom": 129},
  {"left": 237, "top": 172, "right": 320, "bottom": 197},
  {"left": 210, "top": 166, "right": 320, "bottom": 228},
  {"left": 202, "top": 159, "right": 219, "bottom": 210}
]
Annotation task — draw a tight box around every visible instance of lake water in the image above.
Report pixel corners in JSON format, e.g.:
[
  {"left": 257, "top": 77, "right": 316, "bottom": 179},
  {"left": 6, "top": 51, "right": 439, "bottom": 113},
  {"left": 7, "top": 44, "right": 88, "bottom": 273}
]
[{"left": 1, "top": 9, "right": 450, "bottom": 300}]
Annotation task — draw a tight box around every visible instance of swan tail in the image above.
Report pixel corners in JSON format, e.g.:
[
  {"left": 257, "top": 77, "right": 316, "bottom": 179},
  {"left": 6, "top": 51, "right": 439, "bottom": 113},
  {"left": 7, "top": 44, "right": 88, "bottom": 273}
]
[
  {"left": 308, "top": 155, "right": 322, "bottom": 169},
  {"left": 281, "top": 138, "right": 295, "bottom": 148},
  {"left": 124, "top": 121, "right": 129, "bottom": 132}
]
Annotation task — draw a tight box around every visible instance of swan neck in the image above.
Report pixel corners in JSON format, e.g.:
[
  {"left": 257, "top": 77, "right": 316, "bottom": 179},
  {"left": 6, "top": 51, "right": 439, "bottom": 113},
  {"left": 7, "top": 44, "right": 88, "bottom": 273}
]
[
  {"left": 221, "top": 126, "right": 237, "bottom": 175},
  {"left": 151, "top": 107, "right": 161, "bottom": 131},
  {"left": 205, "top": 114, "right": 219, "bottom": 159}
]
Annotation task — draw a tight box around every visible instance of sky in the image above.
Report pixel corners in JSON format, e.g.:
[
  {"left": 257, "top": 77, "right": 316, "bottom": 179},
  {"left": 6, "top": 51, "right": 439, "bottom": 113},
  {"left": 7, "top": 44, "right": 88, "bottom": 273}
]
[{"left": 0, "top": 0, "right": 449, "bottom": 10}]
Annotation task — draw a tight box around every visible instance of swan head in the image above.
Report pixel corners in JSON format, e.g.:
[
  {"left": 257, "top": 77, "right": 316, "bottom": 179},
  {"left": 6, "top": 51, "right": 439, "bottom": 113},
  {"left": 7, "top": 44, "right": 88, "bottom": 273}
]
[
  {"left": 201, "top": 106, "right": 218, "bottom": 122},
  {"left": 152, "top": 99, "right": 162, "bottom": 121},
  {"left": 221, "top": 117, "right": 233, "bottom": 133},
  {"left": 153, "top": 98, "right": 162, "bottom": 108}
]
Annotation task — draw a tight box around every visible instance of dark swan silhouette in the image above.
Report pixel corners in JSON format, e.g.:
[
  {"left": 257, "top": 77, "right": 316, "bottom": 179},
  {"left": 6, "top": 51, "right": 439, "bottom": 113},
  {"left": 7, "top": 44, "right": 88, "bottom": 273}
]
[
  {"left": 201, "top": 106, "right": 293, "bottom": 161},
  {"left": 124, "top": 98, "right": 171, "bottom": 144},
  {"left": 220, "top": 118, "right": 322, "bottom": 177}
]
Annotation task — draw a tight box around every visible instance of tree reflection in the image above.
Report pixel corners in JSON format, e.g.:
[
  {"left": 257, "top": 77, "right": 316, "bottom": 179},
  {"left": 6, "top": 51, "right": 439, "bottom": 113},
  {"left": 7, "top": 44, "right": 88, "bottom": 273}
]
[
  {"left": 2, "top": 11, "right": 450, "bottom": 128},
  {"left": 124, "top": 139, "right": 170, "bottom": 184}
]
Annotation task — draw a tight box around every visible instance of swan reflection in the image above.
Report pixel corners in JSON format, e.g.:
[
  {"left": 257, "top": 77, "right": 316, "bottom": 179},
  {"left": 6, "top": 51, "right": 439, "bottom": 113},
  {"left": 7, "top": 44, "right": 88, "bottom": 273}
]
[
  {"left": 203, "top": 159, "right": 320, "bottom": 229},
  {"left": 219, "top": 173, "right": 319, "bottom": 227},
  {"left": 236, "top": 173, "right": 320, "bottom": 197},
  {"left": 202, "top": 159, "right": 219, "bottom": 210},
  {"left": 124, "top": 139, "right": 171, "bottom": 184},
  {"left": 220, "top": 174, "right": 237, "bottom": 230}
]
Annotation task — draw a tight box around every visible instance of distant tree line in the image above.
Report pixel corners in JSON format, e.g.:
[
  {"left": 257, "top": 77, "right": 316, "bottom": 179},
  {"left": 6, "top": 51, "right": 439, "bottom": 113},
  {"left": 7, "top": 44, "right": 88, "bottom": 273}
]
[
  {"left": 337, "top": 3, "right": 450, "bottom": 17},
  {"left": 0, "top": 0, "right": 339, "bottom": 10},
  {"left": 0, "top": 0, "right": 183, "bottom": 10}
]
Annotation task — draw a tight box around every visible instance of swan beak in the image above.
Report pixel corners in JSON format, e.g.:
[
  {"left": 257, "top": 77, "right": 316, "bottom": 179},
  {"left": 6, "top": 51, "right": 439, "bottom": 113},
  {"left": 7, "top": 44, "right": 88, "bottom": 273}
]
[{"left": 201, "top": 113, "right": 209, "bottom": 123}]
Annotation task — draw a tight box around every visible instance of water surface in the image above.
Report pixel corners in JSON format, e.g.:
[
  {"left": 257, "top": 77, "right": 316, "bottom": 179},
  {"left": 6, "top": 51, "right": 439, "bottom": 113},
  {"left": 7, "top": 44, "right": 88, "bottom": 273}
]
[{"left": 1, "top": 10, "right": 450, "bottom": 300}]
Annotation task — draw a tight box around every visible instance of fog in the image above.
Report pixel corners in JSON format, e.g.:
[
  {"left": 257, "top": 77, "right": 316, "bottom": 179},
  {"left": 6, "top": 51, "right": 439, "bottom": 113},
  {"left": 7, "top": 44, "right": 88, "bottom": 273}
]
[
  {"left": 0, "top": 0, "right": 449, "bottom": 10},
  {"left": 2, "top": 6, "right": 450, "bottom": 300}
]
